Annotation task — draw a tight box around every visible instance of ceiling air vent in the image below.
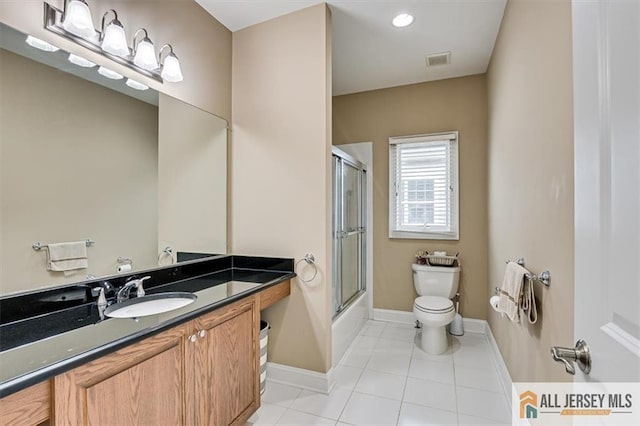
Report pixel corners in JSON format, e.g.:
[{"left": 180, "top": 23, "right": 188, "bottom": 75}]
[{"left": 425, "top": 51, "right": 451, "bottom": 67}]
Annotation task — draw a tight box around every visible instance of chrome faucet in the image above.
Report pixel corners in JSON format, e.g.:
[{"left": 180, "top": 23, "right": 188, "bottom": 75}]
[{"left": 116, "top": 276, "right": 151, "bottom": 303}]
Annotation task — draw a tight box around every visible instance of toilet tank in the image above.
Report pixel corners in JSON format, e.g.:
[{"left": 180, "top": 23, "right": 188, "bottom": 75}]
[{"left": 412, "top": 264, "right": 460, "bottom": 298}]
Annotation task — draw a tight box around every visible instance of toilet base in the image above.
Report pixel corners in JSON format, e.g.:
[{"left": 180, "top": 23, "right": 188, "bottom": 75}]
[{"left": 419, "top": 324, "right": 448, "bottom": 355}]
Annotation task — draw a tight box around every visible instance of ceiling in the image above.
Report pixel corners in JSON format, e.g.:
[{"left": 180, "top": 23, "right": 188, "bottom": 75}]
[{"left": 196, "top": 0, "right": 506, "bottom": 96}]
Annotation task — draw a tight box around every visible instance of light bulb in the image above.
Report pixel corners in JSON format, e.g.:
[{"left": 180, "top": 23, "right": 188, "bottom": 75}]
[
  {"left": 161, "top": 54, "right": 183, "bottom": 82},
  {"left": 392, "top": 13, "right": 414, "bottom": 28},
  {"left": 25, "top": 35, "right": 59, "bottom": 52},
  {"left": 101, "top": 21, "right": 129, "bottom": 57},
  {"left": 98, "top": 66, "right": 123, "bottom": 80},
  {"left": 133, "top": 39, "right": 158, "bottom": 70},
  {"left": 126, "top": 78, "right": 149, "bottom": 91},
  {"left": 68, "top": 53, "right": 96, "bottom": 68},
  {"left": 62, "top": 0, "right": 97, "bottom": 39}
]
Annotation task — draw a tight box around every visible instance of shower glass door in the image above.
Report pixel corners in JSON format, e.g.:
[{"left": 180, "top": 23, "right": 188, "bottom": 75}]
[{"left": 333, "top": 151, "right": 366, "bottom": 317}]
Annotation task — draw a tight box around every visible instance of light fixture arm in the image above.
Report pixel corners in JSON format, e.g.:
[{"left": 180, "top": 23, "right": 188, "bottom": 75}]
[
  {"left": 100, "top": 9, "right": 119, "bottom": 39},
  {"left": 158, "top": 44, "right": 177, "bottom": 64},
  {"left": 62, "top": 0, "right": 70, "bottom": 19},
  {"left": 132, "top": 28, "right": 149, "bottom": 52}
]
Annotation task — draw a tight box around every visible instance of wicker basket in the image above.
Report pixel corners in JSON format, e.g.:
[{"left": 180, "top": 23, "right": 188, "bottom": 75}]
[{"left": 426, "top": 254, "right": 458, "bottom": 267}]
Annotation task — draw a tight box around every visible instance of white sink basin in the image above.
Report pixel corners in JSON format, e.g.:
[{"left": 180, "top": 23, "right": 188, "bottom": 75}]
[{"left": 104, "top": 292, "right": 197, "bottom": 318}]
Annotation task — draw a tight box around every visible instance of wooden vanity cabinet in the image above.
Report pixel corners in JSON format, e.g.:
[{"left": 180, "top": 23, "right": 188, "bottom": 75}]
[
  {"left": 3, "top": 279, "right": 289, "bottom": 426},
  {"left": 53, "top": 324, "right": 188, "bottom": 425},
  {"left": 186, "top": 296, "right": 260, "bottom": 425},
  {"left": 52, "top": 295, "right": 259, "bottom": 426}
]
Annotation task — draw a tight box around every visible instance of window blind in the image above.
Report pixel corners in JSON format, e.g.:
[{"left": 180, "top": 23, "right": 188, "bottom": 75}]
[{"left": 389, "top": 132, "right": 459, "bottom": 240}]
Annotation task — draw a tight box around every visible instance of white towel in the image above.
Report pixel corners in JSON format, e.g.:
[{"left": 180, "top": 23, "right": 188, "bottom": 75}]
[
  {"left": 497, "top": 261, "right": 528, "bottom": 322},
  {"left": 47, "top": 241, "right": 88, "bottom": 272},
  {"left": 520, "top": 277, "right": 538, "bottom": 324}
]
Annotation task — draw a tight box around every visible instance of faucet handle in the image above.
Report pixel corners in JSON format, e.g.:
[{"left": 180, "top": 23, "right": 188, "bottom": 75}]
[{"left": 136, "top": 276, "right": 151, "bottom": 297}]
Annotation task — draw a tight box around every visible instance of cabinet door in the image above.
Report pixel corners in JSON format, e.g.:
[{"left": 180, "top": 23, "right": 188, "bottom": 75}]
[
  {"left": 54, "top": 325, "right": 187, "bottom": 426},
  {"left": 190, "top": 296, "right": 259, "bottom": 425},
  {"left": 0, "top": 380, "right": 51, "bottom": 426}
]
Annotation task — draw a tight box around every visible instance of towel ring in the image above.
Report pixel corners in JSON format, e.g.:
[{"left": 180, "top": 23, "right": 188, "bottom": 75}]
[{"left": 296, "top": 253, "right": 318, "bottom": 283}]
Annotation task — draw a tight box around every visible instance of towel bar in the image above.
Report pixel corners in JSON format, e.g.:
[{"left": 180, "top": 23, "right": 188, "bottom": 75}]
[
  {"left": 505, "top": 257, "right": 551, "bottom": 287},
  {"left": 32, "top": 239, "right": 94, "bottom": 251}
]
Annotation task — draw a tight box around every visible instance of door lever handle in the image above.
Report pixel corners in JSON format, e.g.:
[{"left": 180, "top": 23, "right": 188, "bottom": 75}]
[{"left": 550, "top": 339, "right": 591, "bottom": 375}]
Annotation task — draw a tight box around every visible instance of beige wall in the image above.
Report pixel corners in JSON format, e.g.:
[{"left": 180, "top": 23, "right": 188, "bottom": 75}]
[
  {"left": 333, "top": 75, "right": 489, "bottom": 320},
  {"left": 0, "top": 49, "right": 158, "bottom": 295},
  {"left": 0, "top": 0, "right": 231, "bottom": 120},
  {"left": 231, "top": 4, "right": 333, "bottom": 373},
  {"left": 158, "top": 93, "right": 227, "bottom": 257},
  {"left": 487, "top": 0, "right": 574, "bottom": 382}
]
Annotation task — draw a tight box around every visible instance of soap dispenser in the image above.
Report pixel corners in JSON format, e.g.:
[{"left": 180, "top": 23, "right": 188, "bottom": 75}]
[
  {"left": 94, "top": 287, "right": 108, "bottom": 320},
  {"left": 96, "top": 287, "right": 107, "bottom": 308}
]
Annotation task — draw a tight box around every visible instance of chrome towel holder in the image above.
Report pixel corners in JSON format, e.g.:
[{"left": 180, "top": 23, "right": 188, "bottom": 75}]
[
  {"left": 505, "top": 257, "right": 551, "bottom": 287},
  {"left": 296, "top": 253, "right": 318, "bottom": 283},
  {"left": 32, "top": 239, "right": 94, "bottom": 251}
]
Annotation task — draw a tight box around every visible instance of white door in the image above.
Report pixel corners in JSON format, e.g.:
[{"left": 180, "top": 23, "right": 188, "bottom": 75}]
[{"left": 572, "top": 0, "right": 640, "bottom": 381}]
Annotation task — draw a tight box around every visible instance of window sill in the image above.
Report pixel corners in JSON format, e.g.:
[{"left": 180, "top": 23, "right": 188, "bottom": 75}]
[{"left": 388, "top": 230, "right": 459, "bottom": 241}]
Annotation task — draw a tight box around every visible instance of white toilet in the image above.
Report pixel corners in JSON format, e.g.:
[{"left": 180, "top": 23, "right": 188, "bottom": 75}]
[{"left": 412, "top": 264, "right": 460, "bottom": 355}]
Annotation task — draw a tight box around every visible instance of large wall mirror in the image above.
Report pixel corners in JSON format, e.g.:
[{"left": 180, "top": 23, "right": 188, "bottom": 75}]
[{"left": 0, "top": 22, "right": 227, "bottom": 296}]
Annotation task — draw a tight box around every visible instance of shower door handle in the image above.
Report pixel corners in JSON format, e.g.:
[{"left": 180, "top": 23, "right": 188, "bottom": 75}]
[{"left": 340, "top": 229, "right": 364, "bottom": 238}]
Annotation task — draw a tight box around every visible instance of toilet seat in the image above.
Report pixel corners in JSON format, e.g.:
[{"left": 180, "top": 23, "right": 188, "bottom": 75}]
[{"left": 414, "top": 296, "right": 454, "bottom": 314}]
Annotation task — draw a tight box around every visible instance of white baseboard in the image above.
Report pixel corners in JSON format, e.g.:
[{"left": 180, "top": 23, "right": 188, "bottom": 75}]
[
  {"left": 373, "top": 308, "right": 415, "bottom": 324},
  {"left": 462, "top": 317, "right": 487, "bottom": 334},
  {"left": 373, "top": 308, "right": 486, "bottom": 335},
  {"left": 485, "top": 323, "right": 513, "bottom": 405},
  {"left": 266, "top": 362, "right": 334, "bottom": 394}
]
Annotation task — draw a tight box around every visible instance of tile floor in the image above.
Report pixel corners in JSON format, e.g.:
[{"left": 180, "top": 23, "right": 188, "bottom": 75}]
[{"left": 247, "top": 320, "right": 512, "bottom": 426}]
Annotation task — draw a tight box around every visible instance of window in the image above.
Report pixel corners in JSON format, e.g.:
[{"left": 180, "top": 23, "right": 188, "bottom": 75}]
[{"left": 389, "top": 132, "right": 459, "bottom": 240}]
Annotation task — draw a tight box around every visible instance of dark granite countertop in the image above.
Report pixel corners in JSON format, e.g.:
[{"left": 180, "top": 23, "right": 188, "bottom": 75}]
[{"left": 0, "top": 255, "right": 294, "bottom": 398}]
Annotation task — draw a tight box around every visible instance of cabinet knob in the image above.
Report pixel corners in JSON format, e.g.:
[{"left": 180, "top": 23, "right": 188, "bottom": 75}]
[
  {"left": 198, "top": 330, "right": 207, "bottom": 339},
  {"left": 189, "top": 334, "right": 197, "bottom": 343}
]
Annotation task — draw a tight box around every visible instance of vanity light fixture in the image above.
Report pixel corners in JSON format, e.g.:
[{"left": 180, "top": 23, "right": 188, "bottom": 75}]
[
  {"left": 44, "top": 2, "right": 183, "bottom": 83},
  {"left": 125, "top": 78, "right": 149, "bottom": 91},
  {"left": 25, "top": 35, "right": 59, "bottom": 52},
  {"left": 100, "top": 10, "right": 129, "bottom": 57},
  {"left": 392, "top": 13, "right": 414, "bottom": 28},
  {"left": 132, "top": 29, "right": 158, "bottom": 71},
  {"left": 98, "top": 66, "right": 123, "bottom": 80},
  {"left": 68, "top": 53, "right": 96, "bottom": 67},
  {"left": 61, "top": 0, "right": 96, "bottom": 39},
  {"left": 159, "top": 44, "right": 183, "bottom": 83}
]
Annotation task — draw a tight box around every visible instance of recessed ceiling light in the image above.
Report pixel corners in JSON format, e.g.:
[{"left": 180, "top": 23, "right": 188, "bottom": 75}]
[{"left": 392, "top": 13, "right": 414, "bottom": 28}]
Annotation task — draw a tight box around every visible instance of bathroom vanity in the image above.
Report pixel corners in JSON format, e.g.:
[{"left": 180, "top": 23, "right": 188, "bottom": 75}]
[{"left": 0, "top": 255, "right": 293, "bottom": 426}]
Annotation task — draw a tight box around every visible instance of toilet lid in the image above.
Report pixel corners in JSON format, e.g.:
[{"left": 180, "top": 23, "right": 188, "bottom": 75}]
[{"left": 414, "top": 296, "right": 454, "bottom": 313}]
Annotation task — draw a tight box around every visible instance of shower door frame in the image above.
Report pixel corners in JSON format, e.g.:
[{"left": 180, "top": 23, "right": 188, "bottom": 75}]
[{"left": 332, "top": 147, "right": 367, "bottom": 318}]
